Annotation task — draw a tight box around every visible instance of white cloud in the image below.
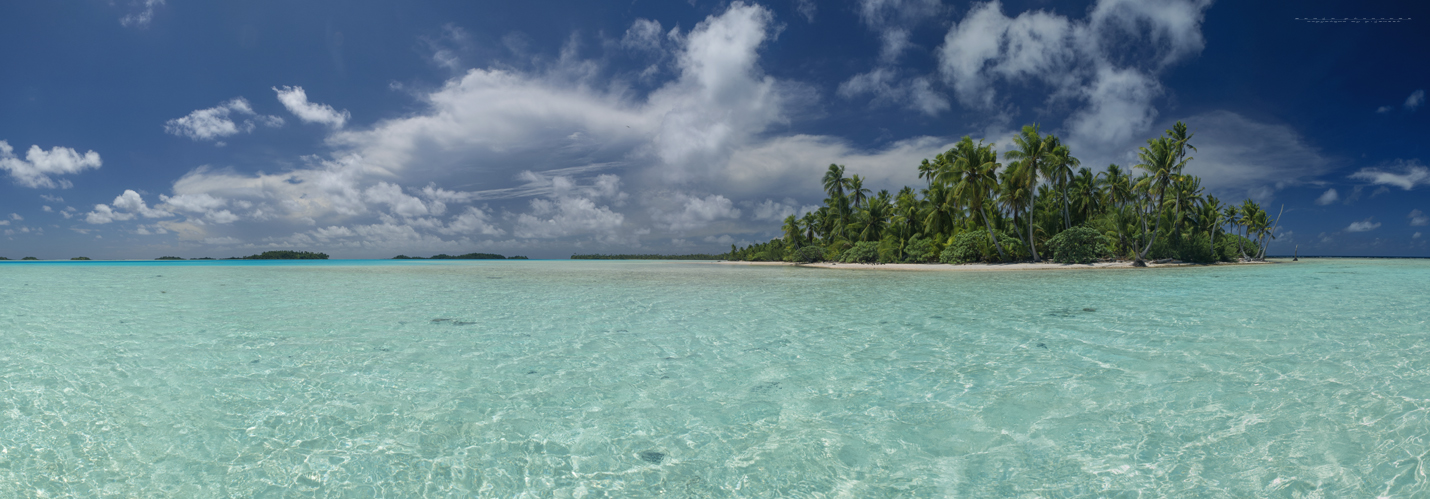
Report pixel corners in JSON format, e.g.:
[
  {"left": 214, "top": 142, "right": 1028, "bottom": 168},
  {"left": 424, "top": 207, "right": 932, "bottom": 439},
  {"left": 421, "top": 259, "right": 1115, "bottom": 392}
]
[
  {"left": 1415, "top": 232, "right": 1422, "bottom": 239},
  {"left": 274, "top": 86, "right": 350, "bottom": 128},
  {"left": 838, "top": 69, "right": 950, "bottom": 115},
  {"left": 441, "top": 207, "right": 505, "bottom": 236},
  {"left": 363, "top": 182, "right": 432, "bottom": 218},
  {"left": 111, "top": 190, "right": 173, "bottom": 218},
  {"left": 120, "top": 0, "right": 164, "bottom": 28},
  {"left": 937, "top": 0, "right": 1210, "bottom": 150},
  {"left": 1315, "top": 188, "right": 1339, "bottom": 206},
  {"left": 10, "top": 213, "right": 21, "bottom": 221},
  {"left": 1406, "top": 89, "right": 1425, "bottom": 112},
  {"left": 856, "top": 0, "right": 944, "bottom": 62},
  {"left": 85, "top": 204, "right": 135, "bottom": 224},
  {"left": 1409, "top": 209, "right": 1428, "bottom": 226},
  {"left": 651, "top": 192, "right": 741, "bottom": 230},
  {"left": 1168, "top": 111, "right": 1336, "bottom": 199},
  {"left": 1349, "top": 160, "right": 1430, "bottom": 190},
  {"left": 1377, "top": 106, "right": 1393, "bottom": 114},
  {"left": 1346, "top": 218, "right": 1380, "bottom": 232},
  {"left": 0, "top": 140, "right": 102, "bottom": 189},
  {"left": 622, "top": 19, "right": 665, "bottom": 52},
  {"left": 164, "top": 98, "right": 283, "bottom": 143},
  {"left": 793, "top": 0, "right": 816, "bottom": 22},
  {"left": 40, "top": 194, "right": 62, "bottom": 203}
]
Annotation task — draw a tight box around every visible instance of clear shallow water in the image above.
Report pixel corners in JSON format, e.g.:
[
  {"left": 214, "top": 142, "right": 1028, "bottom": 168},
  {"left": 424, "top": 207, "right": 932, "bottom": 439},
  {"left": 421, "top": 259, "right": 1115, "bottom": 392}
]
[{"left": 1, "top": 259, "right": 1427, "bottom": 498}]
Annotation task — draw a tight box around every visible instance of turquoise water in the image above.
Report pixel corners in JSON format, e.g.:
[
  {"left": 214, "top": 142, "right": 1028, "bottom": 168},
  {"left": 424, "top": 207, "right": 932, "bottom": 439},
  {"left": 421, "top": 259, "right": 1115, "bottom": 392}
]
[{"left": 1, "top": 259, "right": 1428, "bottom": 497}]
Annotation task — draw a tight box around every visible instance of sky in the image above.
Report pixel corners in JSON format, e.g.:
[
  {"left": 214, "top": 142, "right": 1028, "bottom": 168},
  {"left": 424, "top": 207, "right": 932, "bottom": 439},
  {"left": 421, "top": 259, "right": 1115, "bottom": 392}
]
[{"left": 1, "top": 0, "right": 1427, "bottom": 259}]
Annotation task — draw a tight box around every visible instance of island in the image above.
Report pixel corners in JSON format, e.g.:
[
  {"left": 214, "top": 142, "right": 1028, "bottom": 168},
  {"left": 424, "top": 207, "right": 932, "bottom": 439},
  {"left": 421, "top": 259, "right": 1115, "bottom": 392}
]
[
  {"left": 228, "top": 251, "right": 329, "bottom": 260},
  {"left": 71, "top": 257, "right": 92, "bottom": 261},
  {"left": 721, "top": 122, "right": 1279, "bottom": 267},
  {"left": 392, "top": 253, "right": 528, "bottom": 260},
  {"left": 571, "top": 254, "right": 720, "bottom": 260}
]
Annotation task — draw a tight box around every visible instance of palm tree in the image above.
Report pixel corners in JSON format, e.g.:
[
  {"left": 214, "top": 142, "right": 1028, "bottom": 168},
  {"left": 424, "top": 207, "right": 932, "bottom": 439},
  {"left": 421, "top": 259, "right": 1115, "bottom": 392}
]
[
  {"left": 1129, "top": 126, "right": 1194, "bottom": 266},
  {"left": 782, "top": 214, "right": 803, "bottom": 248},
  {"left": 1003, "top": 125, "right": 1056, "bottom": 261},
  {"left": 800, "top": 211, "right": 818, "bottom": 243},
  {"left": 1045, "top": 135, "right": 1078, "bottom": 230},
  {"left": 822, "top": 164, "right": 848, "bottom": 199},
  {"left": 848, "top": 174, "right": 871, "bottom": 209},
  {"left": 948, "top": 137, "right": 1007, "bottom": 260}
]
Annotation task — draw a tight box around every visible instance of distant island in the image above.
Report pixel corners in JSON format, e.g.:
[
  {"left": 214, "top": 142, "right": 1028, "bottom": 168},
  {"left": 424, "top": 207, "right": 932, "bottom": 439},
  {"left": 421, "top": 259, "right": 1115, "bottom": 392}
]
[
  {"left": 71, "top": 257, "right": 92, "bottom": 261},
  {"left": 230, "top": 251, "right": 329, "bottom": 260},
  {"left": 571, "top": 254, "right": 720, "bottom": 260},
  {"left": 393, "top": 253, "right": 528, "bottom": 260}
]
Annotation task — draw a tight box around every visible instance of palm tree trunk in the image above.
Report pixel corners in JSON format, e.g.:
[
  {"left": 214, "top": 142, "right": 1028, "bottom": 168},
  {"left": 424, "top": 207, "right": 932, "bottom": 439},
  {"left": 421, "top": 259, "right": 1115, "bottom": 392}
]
[
  {"left": 1061, "top": 180, "right": 1072, "bottom": 230},
  {"left": 1026, "top": 193, "right": 1041, "bottom": 262},
  {"left": 1135, "top": 193, "right": 1164, "bottom": 266},
  {"left": 979, "top": 203, "right": 1006, "bottom": 261}
]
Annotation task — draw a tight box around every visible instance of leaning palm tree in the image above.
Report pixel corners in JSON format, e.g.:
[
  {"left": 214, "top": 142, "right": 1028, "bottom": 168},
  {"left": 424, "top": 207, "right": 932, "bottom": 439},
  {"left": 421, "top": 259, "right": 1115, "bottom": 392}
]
[
  {"left": 948, "top": 137, "right": 1008, "bottom": 260},
  {"left": 1129, "top": 129, "right": 1193, "bottom": 266},
  {"left": 1003, "top": 125, "right": 1056, "bottom": 261}
]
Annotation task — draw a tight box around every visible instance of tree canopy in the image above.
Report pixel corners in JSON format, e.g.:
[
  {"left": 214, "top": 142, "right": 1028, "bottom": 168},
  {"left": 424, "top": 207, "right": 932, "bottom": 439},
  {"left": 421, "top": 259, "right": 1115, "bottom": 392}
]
[{"left": 723, "top": 122, "right": 1279, "bottom": 266}]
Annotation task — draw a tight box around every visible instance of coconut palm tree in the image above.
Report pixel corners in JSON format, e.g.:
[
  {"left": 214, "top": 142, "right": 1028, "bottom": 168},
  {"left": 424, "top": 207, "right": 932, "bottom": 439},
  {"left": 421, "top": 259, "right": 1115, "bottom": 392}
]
[
  {"left": 1044, "top": 135, "right": 1078, "bottom": 230},
  {"left": 782, "top": 214, "right": 803, "bottom": 247},
  {"left": 1130, "top": 130, "right": 1193, "bottom": 266},
  {"left": 848, "top": 175, "right": 871, "bottom": 209},
  {"left": 1003, "top": 125, "right": 1056, "bottom": 261},
  {"left": 948, "top": 137, "right": 1007, "bottom": 260}
]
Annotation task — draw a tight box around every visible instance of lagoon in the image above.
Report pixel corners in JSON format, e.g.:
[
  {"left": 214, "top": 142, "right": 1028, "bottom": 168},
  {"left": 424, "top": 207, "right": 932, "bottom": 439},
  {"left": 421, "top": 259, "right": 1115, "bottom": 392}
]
[{"left": 2, "top": 259, "right": 1427, "bottom": 497}]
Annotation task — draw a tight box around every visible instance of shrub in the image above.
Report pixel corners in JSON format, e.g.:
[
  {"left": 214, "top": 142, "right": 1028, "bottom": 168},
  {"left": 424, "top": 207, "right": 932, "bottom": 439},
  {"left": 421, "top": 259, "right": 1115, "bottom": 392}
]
[
  {"left": 904, "top": 235, "right": 937, "bottom": 263},
  {"left": 840, "top": 241, "right": 879, "bottom": 263},
  {"left": 784, "top": 245, "right": 825, "bottom": 263},
  {"left": 940, "top": 232, "right": 983, "bottom": 264},
  {"left": 824, "top": 240, "right": 850, "bottom": 262},
  {"left": 877, "top": 236, "right": 902, "bottom": 263},
  {"left": 1047, "top": 226, "right": 1111, "bottom": 264}
]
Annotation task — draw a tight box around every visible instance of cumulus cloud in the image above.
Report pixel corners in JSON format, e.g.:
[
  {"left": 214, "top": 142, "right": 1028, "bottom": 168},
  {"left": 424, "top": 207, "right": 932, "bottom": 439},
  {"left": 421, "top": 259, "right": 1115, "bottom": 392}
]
[
  {"left": 164, "top": 98, "right": 283, "bottom": 143},
  {"left": 839, "top": 0, "right": 947, "bottom": 114},
  {"left": 111, "top": 190, "right": 173, "bottom": 218},
  {"left": 838, "top": 69, "right": 950, "bottom": 115},
  {"left": 0, "top": 140, "right": 102, "bottom": 189},
  {"left": 622, "top": 19, "right": 666, "bottom": 53},
  {"left": 1315, "top": 188, "right": 1339, "bottom": 206},
  {"left": 1346, "top": 218, "right": 1380, "bottom": 232},
  {"left": 85, "top": 204, "right": 135, "bottom": 224},
  {"left": 1406, "top": 89, "right": 1425, "bottom": 112},
  {"left": 83, "top": 2, "right": 956, "bottom": 255},
  {"left": 651, "top": 192, "right": 741, "bottom": 230},
  {"left": 274, "top": 86, "right": 350, "bottom": 128},
  {"left": 1349, "top": 160, "right": 1430, "bottom": 190},
  {"left": 1410, "top": 209, "right": 1429, "bottom": 226},
  {"left": 937, "top": 0, "right": 1210, "bottom": 149},
  {"left": 120, "top": 0, "right": 164, "bottom": 28}
]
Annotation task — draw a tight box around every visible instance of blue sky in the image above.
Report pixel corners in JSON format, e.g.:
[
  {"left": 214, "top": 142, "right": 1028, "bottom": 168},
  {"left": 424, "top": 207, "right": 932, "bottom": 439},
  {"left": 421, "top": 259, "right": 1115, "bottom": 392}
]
[{"left": 1, "top": 0, "right": 1426, "bottom": 259}]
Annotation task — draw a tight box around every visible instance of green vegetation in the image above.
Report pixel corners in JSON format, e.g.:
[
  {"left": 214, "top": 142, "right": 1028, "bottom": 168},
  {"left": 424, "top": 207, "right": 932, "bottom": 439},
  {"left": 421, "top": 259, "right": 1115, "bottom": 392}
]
[
  {"left": 21, "top": 257, "right": 39, "bottom": 260},
  {"left": 0, "top": 257, "right": 9, "bottom": 260},
  {"left": 231, "top": 251, "right": 329, "bottom": 260},
  {"left": 71, "top": 257, "right": 92, "bottom": 261},
  {"left": 724, "top": 122, "right": 1280, "bottom": 266},
  {"left": 570, "top": 254, "right": 720, "bottom": 260},
  {"left": 393, "top": 253, "right": 524, "bottom": 260},
  {"left": 156, "top": 256, "right": 185, "bottom": 260}
]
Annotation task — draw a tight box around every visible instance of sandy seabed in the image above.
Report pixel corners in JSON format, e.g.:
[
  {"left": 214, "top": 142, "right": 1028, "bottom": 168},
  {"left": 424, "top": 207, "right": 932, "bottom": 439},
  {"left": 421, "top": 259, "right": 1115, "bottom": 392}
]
[{"left": 710, "top": 259, "right": 1277, "bottom": 271}]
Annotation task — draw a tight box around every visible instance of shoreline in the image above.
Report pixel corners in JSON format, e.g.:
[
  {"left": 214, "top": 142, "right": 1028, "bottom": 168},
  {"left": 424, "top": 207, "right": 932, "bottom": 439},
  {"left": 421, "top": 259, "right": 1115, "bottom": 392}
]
[{"left": 710, "top": 259, "right": 1279, "bottom": 271}]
